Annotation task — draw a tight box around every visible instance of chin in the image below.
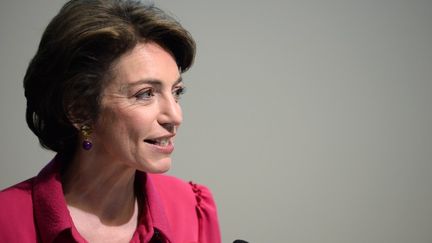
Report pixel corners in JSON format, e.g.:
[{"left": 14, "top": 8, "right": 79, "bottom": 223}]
[{"left": 140, "top": 157, "right": 172, "bottom": 174}]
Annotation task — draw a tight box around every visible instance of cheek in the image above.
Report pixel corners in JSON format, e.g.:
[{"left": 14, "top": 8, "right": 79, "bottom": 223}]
[
  {"left": 95, "top": 103, "right": 158, "bottom": 142},
  {"left": 125, "top": 112, "right": 154, "bottom": 137},
  {"left": 115, "top": 107, "right": 157, "bottom": 140},
  {"left": 95, "top": 106, "right": 131, "bottom": 138}
]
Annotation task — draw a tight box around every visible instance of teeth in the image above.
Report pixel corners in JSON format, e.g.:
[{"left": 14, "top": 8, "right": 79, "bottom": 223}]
[{"left": 157, "top": 138, "right": 169, "bottom": 146}]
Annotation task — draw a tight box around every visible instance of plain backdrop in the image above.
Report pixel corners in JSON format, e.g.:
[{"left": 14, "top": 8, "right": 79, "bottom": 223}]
[{"left": 1, "top": 0, "right": 432, "bottom": 242}]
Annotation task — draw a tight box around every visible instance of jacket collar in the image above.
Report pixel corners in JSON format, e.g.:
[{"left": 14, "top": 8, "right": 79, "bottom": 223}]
[
  {"left": 138, "top": 172, "right": 173, "bottom": 242},
  {"left": 32, "top": 156, "right": 173, "bottom": 242},
  {"left": 33, "top": 156, "right": 75, "bottom": 243}
]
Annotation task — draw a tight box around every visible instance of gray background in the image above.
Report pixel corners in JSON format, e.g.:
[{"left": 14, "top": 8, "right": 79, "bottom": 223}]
[{"left": 1, "top": 0, "right": 431, "bottom": 242}]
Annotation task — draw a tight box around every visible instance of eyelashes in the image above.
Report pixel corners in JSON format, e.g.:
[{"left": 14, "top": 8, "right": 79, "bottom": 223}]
[
  {"left": 134, "top": 88, "right": 154, "bottom": 100},
  {"left": 173, "top": 86, "right": 186, "bottom": 101},
  {"left": 133, "top": 85, "right": 186, "bottom": 102}
]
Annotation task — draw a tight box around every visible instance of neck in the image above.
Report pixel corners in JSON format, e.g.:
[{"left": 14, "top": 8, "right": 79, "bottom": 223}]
[{"left": 62, "top": 149, "right": 139, "bottom": 226}]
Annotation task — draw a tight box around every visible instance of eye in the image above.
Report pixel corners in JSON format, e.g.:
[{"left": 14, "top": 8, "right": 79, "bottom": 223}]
[
  {"left": 173, "top": 86, "right": 186, "bottom": 101},
  {"left": 134, "top": 88, "right": 154, "bottom": 100}
]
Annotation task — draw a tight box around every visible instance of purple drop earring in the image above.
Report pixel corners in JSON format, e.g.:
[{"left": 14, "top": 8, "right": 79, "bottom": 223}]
[{"left": 80, "top": 125, "right": 93, "bottom": 150}]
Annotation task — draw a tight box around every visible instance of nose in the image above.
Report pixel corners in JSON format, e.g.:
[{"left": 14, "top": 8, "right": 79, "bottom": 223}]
[{"left": 158, "top": 94, "right": 182, "bottom": 132}]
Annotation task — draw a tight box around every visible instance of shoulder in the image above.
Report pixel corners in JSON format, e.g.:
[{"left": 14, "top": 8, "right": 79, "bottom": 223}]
[
  {"left": 0, "top": 178, "right": 37, "bottom": 241},
  {"left": 148, "top": 173, "right": 216, "bottom": 206},
  {"left": 148, "top": 174, "right": 221, "bottom": 242},
  {"left": 0, "top": 178, "right": 34, "bottom": 213},
  {"left": 149, "top": 173, "right": 195, "bottom": 194},
  {"left": 148, "top": 173, "right": 196, "bottom": 208}
]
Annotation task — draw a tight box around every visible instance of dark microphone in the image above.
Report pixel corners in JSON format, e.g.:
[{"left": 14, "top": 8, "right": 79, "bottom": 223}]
[{"left": 233, "top": 240, "right": 248, "bottom": 243}]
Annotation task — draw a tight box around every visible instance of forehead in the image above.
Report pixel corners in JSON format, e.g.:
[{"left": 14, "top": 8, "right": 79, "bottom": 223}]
[{"left": 110, "top": 42, "right": 180, "bottom": 87}]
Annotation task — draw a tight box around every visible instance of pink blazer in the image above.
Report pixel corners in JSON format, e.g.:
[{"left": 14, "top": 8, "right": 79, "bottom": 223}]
[{"left": 0, "top": 157, "right": 221, "bottom": 243}]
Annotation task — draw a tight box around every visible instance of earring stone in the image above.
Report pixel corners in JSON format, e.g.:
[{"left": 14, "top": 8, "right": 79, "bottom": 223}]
[
  {"left": 82, "top": 140, "right": 92, "bottom": 150},
  {"left": 80, "top": 125, "right": 93, "bottom": 150}
]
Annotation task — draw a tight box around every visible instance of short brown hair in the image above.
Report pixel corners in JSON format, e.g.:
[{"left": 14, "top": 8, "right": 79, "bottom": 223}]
[{"left": 24, "top": 0, "right": 196, "bottom": 157}]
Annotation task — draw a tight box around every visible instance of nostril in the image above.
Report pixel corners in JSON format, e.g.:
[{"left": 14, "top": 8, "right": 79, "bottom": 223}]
[{"left": 161, "top": 123, "right": 175, "bottom": 133}]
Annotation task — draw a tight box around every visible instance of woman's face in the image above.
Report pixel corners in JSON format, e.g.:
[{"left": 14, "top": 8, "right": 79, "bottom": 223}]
[{"left": 91, "top": 42, "right": 184, "bottom": 173}]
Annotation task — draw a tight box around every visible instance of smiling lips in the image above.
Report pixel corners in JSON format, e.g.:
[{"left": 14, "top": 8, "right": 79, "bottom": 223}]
[{"left": 144, "top": 136, "right": 175, "bottom": 154}]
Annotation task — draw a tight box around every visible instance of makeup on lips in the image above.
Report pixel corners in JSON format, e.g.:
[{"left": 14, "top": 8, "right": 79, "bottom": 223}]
[{"left": 144, "top": 136, "right": 175, "bottom": 154}]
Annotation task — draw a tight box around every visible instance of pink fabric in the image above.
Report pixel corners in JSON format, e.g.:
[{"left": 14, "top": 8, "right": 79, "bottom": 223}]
[{"left": 0, "top": 157, "right": 221, "bottom": 243}]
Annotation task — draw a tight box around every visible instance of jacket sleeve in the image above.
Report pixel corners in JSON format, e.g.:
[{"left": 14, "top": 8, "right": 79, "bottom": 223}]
[{"left": 189, "top": 182, "right": 221, "bottom": 243}]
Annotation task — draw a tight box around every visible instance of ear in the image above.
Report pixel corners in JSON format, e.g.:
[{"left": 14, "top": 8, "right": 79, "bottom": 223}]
[
  {"left": 65, "top": 103, "right": 95, "bottom": 131},
  {"left": 66, "top": 107, "right": 88, "bottom": 131},
  {"left": 70, "top": 121, "right": 82, "bottom": 131}
]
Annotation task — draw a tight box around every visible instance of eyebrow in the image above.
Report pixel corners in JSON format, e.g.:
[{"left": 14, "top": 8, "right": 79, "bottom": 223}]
[{"left": 119, "top": 76, "right": 183, "bottom": 92}]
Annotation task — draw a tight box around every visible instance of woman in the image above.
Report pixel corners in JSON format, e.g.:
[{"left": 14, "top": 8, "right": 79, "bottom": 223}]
[{"left": 0, "top": 0, "right": 221, "bottom": 242}]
